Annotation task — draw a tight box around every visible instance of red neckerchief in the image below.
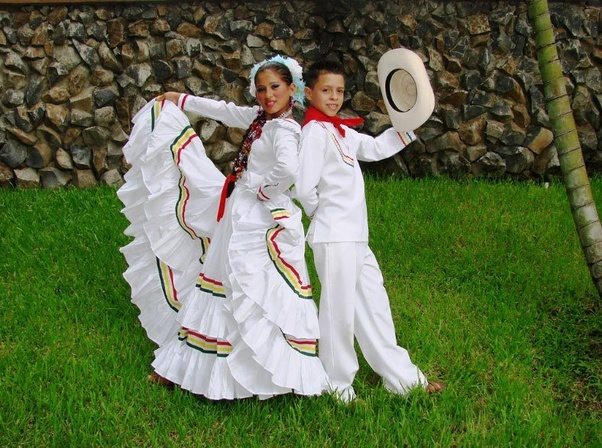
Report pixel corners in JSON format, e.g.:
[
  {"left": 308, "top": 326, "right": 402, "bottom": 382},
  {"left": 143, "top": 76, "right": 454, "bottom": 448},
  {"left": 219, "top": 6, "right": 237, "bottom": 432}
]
[{"left": 302, "top": 106, "right": 364, "bottom": 137}]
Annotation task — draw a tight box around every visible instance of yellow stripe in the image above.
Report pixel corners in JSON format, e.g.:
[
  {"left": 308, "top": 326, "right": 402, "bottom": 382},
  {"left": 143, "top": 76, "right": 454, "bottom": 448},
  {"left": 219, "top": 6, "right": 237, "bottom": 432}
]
[
  {"left": 158, "top": 259, "right": 181, "bottom": 311},
  {"left": 266, "top": 226, "right": 313, "bottom": 299}
]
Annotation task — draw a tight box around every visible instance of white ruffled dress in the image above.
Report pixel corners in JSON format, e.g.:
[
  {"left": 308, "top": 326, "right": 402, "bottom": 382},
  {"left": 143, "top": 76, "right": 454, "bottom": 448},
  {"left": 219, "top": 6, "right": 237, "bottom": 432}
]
[{"left": 117, "top": 97, "right": 328, "bottom": 399}]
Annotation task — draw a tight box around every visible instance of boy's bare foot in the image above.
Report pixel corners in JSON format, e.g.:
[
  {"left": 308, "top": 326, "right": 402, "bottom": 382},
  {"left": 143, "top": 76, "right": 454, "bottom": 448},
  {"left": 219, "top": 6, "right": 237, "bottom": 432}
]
[
  {"left": 426, "top": 381, "right": 444, "bottom": 393},
  {"left": 148, "top": 371, "right": 174, "bottom": 389}
]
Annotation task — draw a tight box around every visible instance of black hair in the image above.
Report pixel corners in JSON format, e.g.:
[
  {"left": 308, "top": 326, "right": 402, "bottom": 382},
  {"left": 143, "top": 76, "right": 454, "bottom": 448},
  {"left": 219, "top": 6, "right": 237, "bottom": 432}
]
[
  {"left": 254, "top": 61, "right": 293, "bottom": 86},
  {"left": 303, "top": 59, "right": 345, "bottom": 89}
]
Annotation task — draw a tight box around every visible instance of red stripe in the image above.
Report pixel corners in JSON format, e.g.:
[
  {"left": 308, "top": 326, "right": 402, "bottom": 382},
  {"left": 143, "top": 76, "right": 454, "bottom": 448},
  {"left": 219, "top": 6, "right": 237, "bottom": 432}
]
[
  {"left": 199, "top": 273, "right": 223, "bottom": 287},
  {"left": 258, "top": 186, "right": 270, "bottom": 201},
  {"left": 287, "top": 339, "right": 316, "bottom": 345},
  {"left": 269, "top": 227, "right": 311, "bottom": 291},
  {"left": 217, "top": 174, "right": 236, "bottom": 222},
  {"left": 180, "top": 94, "right": 189, "bottom": 109},
  {"left": 175, "top": 134, "right": 196, "bottom": 165},
  {"left": 167, "top": 265, "right": 179, "bottom": 301}
]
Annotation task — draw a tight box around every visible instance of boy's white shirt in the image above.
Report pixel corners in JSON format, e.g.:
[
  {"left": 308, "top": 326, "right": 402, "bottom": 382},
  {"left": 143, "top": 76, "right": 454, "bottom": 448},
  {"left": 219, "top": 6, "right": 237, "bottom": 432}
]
[{"left": 294, "top": 120, "right": 416, "bottom": 244}]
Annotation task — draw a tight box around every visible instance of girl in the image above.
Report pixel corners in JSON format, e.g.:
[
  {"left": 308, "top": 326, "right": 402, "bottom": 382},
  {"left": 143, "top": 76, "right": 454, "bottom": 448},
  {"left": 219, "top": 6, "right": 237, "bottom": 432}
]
[{"left": 118, "top": 55, "right": 328, "bottom": 399}]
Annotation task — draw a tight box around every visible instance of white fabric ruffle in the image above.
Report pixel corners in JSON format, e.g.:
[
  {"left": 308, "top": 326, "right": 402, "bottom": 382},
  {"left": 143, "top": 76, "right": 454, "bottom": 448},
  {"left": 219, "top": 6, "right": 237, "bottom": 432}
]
[{"left": 118, "top": 99, "right": 328, "bottom": 400}]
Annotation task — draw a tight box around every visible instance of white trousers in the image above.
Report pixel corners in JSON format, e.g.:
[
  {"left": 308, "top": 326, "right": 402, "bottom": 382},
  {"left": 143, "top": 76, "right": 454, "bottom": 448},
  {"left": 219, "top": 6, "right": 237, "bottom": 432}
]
[{"left": 312, "top": 242, "right": 427, "bottom": 397}]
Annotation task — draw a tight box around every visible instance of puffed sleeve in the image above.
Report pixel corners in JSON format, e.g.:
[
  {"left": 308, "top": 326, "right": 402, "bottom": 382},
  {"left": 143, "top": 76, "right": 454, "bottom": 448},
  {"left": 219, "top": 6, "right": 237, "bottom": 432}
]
[
  {"left": 293, "top": 121, "right": 325, "bottom": 218},
  {"left": 355, "top": 128, "right": 417, "bottom": 162},
  {"left": 256, "top": 118, "right": 301, "bottom": 201},
  {"left": 176, "top": 94, "right": 258, "bottom": 129}
]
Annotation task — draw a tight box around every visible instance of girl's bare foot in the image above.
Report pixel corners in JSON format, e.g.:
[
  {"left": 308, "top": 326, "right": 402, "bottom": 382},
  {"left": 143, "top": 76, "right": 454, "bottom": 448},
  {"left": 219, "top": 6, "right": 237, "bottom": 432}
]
[
  {"left": 426, "top": 381, "right": 444, "bottom": 393},
  {"left": 148, "top": 371, "right": 174, "bottom": 389}
]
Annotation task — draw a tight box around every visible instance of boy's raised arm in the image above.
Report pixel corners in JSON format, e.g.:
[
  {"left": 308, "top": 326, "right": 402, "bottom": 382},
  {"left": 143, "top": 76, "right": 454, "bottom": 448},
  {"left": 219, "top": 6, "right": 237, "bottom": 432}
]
[
  {"left": 294, "top": 124, "right": 325, "bottom": 218},
  {"left": 355, "top": 128, "right": 417, "bottom": 162}
]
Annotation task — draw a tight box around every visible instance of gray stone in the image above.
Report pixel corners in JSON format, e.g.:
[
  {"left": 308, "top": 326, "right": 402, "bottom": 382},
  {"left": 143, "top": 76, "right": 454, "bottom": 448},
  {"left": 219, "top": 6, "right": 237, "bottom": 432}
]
[
  {"left": 500, "top": 146, "right": 534, "bottom": 174},
  {"left": 247, "top": 35, "right": 264, "bottom": 48},
  {"left": 200, "top": 119, "right": 226, "bottom": 143},
  {"left": 351, "top": 91, "right": 376, "bottom": 112},
  {"left": 14, "top": 107, "right": 33, "bottom": 133},
  {"left": 0, "top": 139, "right": 28, "bottom": 168},
  {"left": 472, "top": 151, "right": 506, "bottom": 177},
  {"left": 206, "top": 140, "right": 238, "bottom": 163},
  {"left": 458, "top": 116, "right": 486, "bottom": 145},
  {"left": 38, "top": 126, "right": 62, "bottom": 149},
  {"left": 525, "top": 127, "right": 554, "bottom": 155},
  {"left": 463, "top": 104, "right": 488, "bottom": 120},
  {"left": 40, "top": 167, "right": 71, "bottom": 188},
  {"left": 87, "top": 22, "right": 107, "bottom": 41},
  {"left": 173, "top": 58, "right": 192, "bottom": 79},
  {"left": 101, "top": 168, "right": 124, "bottom": 187},
  {"left": 82, "top": 126, "right": 110, "bottom": 146},
  {"left": 28, "top": 103, "right": 46, "bottom": 126},
  {"left": 98, "top": 42, "right": 122, "bottom": 71},
  {"left": 67, "top": 21, "right": 86, "bottom": 41},
  {"left": 126, "top": 63, "right": 152, "bottom": 86},
  {"left": 364, "top": 112, "right": 391, "bottom": 135},
  {"left": 6, "top": 126, "right": 37, "bottom": 146},
  {"left": 462, "top": 70, "right": 483, "bottom": 90},
  {"left": 0, "top": 162, "right": 14, "bottom": 187},
  {"left": 408, "top": 154, "right": 437, "bottom": 177},
  {"left": 55, "top": 148, "right": 74, "bottom": 170},
  {"left": 466, "top": 144, "right": 488, "bottom": 162},
  {"left": 427, "top": 131, "right": 465, "bottom": 153},
  {"left": 5, "top": 51, "right": 28, "bottom": 74},
  {"left": 71, "top": 109, "right": 94, "bottom": 127},
  {"left": 53, "top": 44, "right": 82, "bottom": 72},
  {"left": 490, "top": 101, "right": 514, "bottom": 121},
  {"left": 437, "top": 151, "right": 471, "bottom": 178},
  {"left": 107, "top": 18, "right": 126, "bottom": 48},
  {"left": 26, "top": 142, "right": 53, "bottom": 169},
  {"left": 71, "top": 146, "right": 92, "bottom": 169},
  {"left": 2, "top": 89, "right": 25, "bottom": 107},
  {"left": 94, "top": 107, "right": 116, "bottom": 127},
  {"left": 499, "top": 123, "right": 525, "bottom": 146},
  {"left": 14, "top": 167, "right": 40, "bottom": 188},
  {"left": 439, "top": 105, "right": 462, "bottom": 130},
  {"left": 45, "top": 103, "right": 70, "bottom": 129},
  {"left": 94, "top": 87, "right": 119, "bottom": 107},
  {"left": 73, "top": 169, "right": 97, "bottom": 188}
]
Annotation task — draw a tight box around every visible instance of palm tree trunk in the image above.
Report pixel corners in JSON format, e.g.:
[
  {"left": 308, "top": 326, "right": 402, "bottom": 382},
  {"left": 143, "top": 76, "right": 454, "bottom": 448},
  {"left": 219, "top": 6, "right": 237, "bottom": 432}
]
[{"left": 528, "top": 0, "right": 602, "bottom": 296}]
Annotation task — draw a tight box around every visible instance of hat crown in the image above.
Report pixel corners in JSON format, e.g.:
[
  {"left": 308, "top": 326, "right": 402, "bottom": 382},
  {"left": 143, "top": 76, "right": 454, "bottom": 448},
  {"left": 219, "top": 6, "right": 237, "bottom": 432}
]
[{"left": 377, "top": 48, "right": 435, "bottom": 132}]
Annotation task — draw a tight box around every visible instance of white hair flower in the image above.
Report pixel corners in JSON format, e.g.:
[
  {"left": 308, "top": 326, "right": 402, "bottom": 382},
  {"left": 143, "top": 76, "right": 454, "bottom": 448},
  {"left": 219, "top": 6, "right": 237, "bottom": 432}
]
[{"left": 249, "top": 54, "right": 305, "bottom": 106}]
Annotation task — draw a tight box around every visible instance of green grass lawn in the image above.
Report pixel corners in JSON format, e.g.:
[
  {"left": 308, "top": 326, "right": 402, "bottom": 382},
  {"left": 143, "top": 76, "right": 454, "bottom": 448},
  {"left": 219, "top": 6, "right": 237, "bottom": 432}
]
[{"left": 0, "top": 177, "right": 600, "bottom": 447}]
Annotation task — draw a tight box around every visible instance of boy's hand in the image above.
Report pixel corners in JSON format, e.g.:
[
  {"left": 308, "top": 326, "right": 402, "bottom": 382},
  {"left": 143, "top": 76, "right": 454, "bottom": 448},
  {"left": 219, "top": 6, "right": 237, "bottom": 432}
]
[{"left": 157, "top": 92, "right": 181, "bottom": 105}]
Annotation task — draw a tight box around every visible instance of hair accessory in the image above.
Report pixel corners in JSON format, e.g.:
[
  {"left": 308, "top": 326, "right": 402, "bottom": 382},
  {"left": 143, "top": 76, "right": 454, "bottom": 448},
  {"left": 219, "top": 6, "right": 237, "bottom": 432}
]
[
  {"left": 377, "top": 48, "right": 435, "bottom": 132},
  {"left": 249, "top": 54, "right": 305, "bottom": 106}
]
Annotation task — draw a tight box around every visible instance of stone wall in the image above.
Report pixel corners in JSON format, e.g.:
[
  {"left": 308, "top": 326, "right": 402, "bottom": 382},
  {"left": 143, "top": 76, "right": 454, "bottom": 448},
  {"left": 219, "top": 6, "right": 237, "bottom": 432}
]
[{"left": 0, "top": 1, "right": 600, "bottom": 188}]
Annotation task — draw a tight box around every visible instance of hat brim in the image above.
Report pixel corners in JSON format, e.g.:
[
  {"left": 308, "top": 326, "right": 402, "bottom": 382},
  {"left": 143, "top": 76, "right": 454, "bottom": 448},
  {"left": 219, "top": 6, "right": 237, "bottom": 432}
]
[{"left": 377, "top": 48, "right": 435, "bottom": 133}]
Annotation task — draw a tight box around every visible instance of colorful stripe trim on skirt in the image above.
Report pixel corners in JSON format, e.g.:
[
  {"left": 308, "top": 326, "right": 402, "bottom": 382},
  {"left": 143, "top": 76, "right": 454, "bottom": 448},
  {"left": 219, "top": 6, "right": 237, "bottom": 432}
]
[
  {"left": 284, "top": 334, "right": 318, "bottom": 357},
  {"left": 199, "top": 237, "right": 210, "bottom": 265},
  {"left": 178, "top": 327, "right": 232, "bottom": 357},
  {"left": 169, "top": 126, "right": 200, "bottom": 240},
  {"left": 266, "top": 225, "right": 313, "bottom": 299},
  {"left": 156, "top": 258, "right": 181, "bottom": 312},
  {"left": 196, "top": 273, "right": 226, "bottom": 298},
  {"left": 270, "top": 208, "right": 291, "bottom": 220}
]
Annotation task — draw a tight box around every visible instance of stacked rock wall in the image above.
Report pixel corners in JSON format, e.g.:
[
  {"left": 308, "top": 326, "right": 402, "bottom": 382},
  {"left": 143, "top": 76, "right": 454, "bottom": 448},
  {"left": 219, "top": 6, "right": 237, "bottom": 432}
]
[{"left": 0, "top": 0, "right": 600, "bottom": 188}]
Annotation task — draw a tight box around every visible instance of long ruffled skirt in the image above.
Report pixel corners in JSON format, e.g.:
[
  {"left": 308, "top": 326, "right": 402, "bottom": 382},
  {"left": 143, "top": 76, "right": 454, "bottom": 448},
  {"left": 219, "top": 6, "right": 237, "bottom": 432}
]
[{"left": 118, "top": 100, "right": 328, "bottom": 399}]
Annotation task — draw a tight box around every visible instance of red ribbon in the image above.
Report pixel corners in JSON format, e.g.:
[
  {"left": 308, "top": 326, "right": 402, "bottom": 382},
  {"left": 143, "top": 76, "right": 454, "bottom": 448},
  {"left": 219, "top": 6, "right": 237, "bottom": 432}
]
[
  {"left": 302, "top": 106, "right": 364, "bottom": 137},
  {"left": 216, "top": 174, "right": 236, "bottom": 222}
]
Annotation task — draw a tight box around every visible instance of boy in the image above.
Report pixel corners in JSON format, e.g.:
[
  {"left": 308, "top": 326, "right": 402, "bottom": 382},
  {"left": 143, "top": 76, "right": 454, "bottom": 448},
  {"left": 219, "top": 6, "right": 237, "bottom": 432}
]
[{"left": 295, "top": 59, "right": 442, "bottom": 402}]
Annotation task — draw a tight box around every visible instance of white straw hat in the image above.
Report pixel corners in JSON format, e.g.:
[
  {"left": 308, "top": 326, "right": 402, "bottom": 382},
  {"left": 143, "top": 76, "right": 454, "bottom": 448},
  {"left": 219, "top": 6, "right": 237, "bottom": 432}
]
[{"left": 377, "top": 48, "right": 435, "bottom": 132}]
